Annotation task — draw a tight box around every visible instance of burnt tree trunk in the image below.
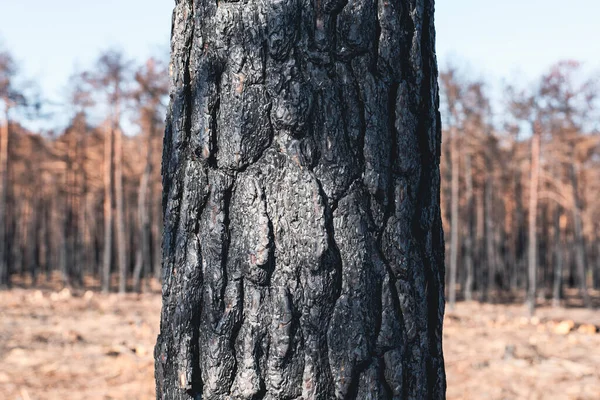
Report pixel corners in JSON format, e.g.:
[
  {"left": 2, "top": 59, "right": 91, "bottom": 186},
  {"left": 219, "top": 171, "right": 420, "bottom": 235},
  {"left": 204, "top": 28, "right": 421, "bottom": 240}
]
[
  {"left": 0, "top": 105, "right": 9, "bottom": 287},
  {"left": 133, "top": 119, "right": 154, "bottom": 293},
  {"left": 513, "top": 168, "right": 525, "bottom": 291},
  {"left": 526, "top": 122, "right": 541, "bottom": 316},
  {"left": 552, "top": 205, "right": 563, "bottom": 307},
  {"left": 102, "top": 122, "right": 114, "bottom": 293},
  {"left": 463, "top": 152, "right": 474, "bottom": 301},
  {"left": 115, "top": 123, "right": 128, "bottom": 294},
  {"left": 569, "top": 159, "right": 591, "bottom": 308},
  {"left": 484, "top": 152, "right": 495, "bottom": 301},
  {"left": 448, "top": 126, "right": 459, "bottom": 309},
  {"left": 155, "top": 0, "right": 446, "bottom": 398}
]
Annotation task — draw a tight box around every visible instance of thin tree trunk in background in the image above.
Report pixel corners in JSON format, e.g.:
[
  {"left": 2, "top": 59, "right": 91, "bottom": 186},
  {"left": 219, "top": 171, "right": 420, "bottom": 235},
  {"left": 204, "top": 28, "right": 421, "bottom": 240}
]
[
  {"left": 132, "top": 174, "right": 149, "bottom": 291},
  {"left": 102, "top": 124, "right": 113, "bottom": 293},
  {"left": 589, "top": 244, "right": 597, "bottom": 291},
  {"left": 476, "top": 188, "right": 485, "bottom": 297},
  {"left": 538, "top": 204, "right": 547, "bottom": 298},
  {"left": 84, "top": 193, "right": 95, "bottom": 279},
  {"left": 15, "top": 198, "right": 27, "bottom": 278},
  {"left": 133, "top": 124, "right": 153, "bottom": 292},
  {"left": 73, "top": 127, "right": 84, "bottom": 287},
  {"left": 0, "top": 106, "right": 10, "bottom": 287},
  {"left": 552, "top": 206, "right": 563, "bottom": 307},
  {"left": 32, "top": 194, "right": 43, "bottom": 286},
  {"left": 114, "top": 123, "right": 127, "bottom": 294},
  {"left": 63, "top": 138, "right": 74, "bottom": 287},
  {"left": 513, "top": 168, "right": 525, "bottom": 291},
  {"left": 43, "top": 201, "right": 52, "bottom": 281},
  {"left": 505, "top": 198, "right": 517, "bottom": 293},
  {"left": 23, "top": 196, "right": 36, "bottom": 283},
  {"left": 596, "top": 237, "right": 600, "bottom": 291},
  {"left": 59, "top": 223, "right": 68, "bottom": 287},
  {"left": 93, "top": 196, "right": 102, "bottom": 280},
  {"left": 484, "top": 164, "right": 495, "bottom": 301},
  {"left": 464, "top": 152, "right": 474, "bottom": 301},
  {"left": 527, "top": 122, "right": 541, "bottom": 316},
  {"left": 78, "top": 193, "right": 87, "bottom": 284},
  {"left": 570, "top": 160, "right": 591, "bottom": 308},
  {"left": 78, "top": 131, "right": 89, "bottom": 284},
  {"left": 155, "top": 0, "right": 446, "bottom": 397},
  {"left": 448, "top": 127, "right": 459, "bottom": 308}
]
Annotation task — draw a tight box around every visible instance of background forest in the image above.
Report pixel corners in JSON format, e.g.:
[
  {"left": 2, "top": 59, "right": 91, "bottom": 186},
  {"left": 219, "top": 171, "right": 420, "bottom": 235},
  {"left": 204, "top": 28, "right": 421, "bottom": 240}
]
[
  {"left": 1, "top": 43, "right": 599, "bottom": 315},
  {"left": 0, "top": 47, "right": 167, "bottom": 294}
]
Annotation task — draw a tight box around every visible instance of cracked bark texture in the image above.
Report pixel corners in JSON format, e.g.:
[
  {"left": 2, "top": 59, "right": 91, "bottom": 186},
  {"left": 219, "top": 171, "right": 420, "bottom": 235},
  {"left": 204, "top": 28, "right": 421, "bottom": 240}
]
[{"left": 155, "top": 0, "right": 446, "bottom": 398}]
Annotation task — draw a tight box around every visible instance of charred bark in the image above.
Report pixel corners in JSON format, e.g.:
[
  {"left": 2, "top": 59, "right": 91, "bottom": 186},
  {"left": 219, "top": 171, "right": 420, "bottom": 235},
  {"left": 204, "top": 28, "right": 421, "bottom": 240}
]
[{"left": 155, "top": 0, "right": 446, "bottom": 398}]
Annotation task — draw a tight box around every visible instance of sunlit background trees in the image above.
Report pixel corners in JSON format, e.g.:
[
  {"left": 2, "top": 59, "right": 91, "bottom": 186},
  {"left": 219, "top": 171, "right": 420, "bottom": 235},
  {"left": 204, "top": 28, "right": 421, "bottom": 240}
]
[
  {"left": 440, "top": 61, "right": 599, "bottom": 314},
  {"left": 0, "top": 44, "right": 167, "bottom": 293},
  {"left": 0, "top": 42, "right": 598, "bottom": 315}
]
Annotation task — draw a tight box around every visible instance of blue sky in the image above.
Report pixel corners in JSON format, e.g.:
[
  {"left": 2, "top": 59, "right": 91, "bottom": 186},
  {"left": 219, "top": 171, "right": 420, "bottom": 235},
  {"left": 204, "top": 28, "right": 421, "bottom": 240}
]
[{"left": 0, "top": 0, "right": 598, "bottom": 126}]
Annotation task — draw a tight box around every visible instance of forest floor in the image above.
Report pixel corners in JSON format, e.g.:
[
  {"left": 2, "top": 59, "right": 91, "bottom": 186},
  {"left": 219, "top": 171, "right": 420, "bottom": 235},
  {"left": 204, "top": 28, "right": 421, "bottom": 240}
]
[{"left": 1, "top": 277, "right": 599, "bottom": 400}]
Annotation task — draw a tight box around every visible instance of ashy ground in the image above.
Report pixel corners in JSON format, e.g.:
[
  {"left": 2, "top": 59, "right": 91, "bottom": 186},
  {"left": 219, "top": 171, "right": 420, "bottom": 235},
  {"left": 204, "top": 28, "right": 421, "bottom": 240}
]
[{"left": 0, "top": 283, "right": 599, "bottom": 400}]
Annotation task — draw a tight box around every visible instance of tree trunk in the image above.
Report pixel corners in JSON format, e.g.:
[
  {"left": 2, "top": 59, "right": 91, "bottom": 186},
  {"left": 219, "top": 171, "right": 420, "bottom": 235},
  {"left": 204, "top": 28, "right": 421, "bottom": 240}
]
[
  {"left": 0, "top": 105, "right": 9, "bottom": 287},
  {"left": 43, "top": 201, "right": 52, "bottom": 281},
  {"left": 63, "top": 137, "right": 74, "bottom": 287},
  {"left": 569, "top": 159, "right": 591, "bottom": 308},
  {"left": 102, "top": 123, "right": 113, "bottom": 293},
  {"left": 540, "top": 203, "right": 551, "bottom": 298},
  {"left": 513, "top": 168, "right": 525, "bottom": 292},
  {"left": 552, "top": 206, "right": 563, "bottom": 308},
  {"left": 448, "top": 127, "right": 459, "bottom": 309},
  {"left": 475, "top": 187, "right": 485, "bottom": 296},
  {"left": 527, "top": 122, "right": 541, "bottom": 316},
  {"left": 115, "top": 122, "right": 128, "bottom": 294},
  {"left": 596, "top": 236, "right": 600, "bottom": 291},
  {"left": 133, "top": 124, "right": 153, "bottom": 293},
  {"left": 78, "top": 134, "right": 89, "bottom": 285},
  {"left": 464, "top": 152, "right": 474, "bottom": 301},
  {"left": 155, "top": 0, "right": 446, "bottom": 399},
  {"left": 484, "top": 156, "right": 495, "bottom": 301}
]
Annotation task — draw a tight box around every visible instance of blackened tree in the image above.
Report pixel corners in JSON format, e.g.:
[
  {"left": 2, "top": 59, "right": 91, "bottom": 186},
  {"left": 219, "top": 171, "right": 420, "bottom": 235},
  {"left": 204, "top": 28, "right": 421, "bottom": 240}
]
[{"left": 155, "top": 0, "right": 446, "bottom": 398}]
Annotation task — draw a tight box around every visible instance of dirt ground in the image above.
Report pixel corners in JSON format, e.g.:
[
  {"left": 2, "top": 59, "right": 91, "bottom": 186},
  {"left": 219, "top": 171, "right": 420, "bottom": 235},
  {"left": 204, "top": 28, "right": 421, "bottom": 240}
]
[{"left": 1, "top": 282, "right": 599, "bottom": 400}]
